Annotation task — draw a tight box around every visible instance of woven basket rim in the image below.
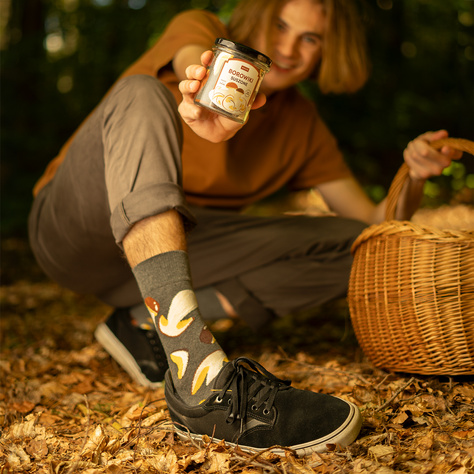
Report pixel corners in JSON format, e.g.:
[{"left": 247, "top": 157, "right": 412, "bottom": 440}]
[{"left": 351, "top": 219, "right": 474, "bottom": 254}]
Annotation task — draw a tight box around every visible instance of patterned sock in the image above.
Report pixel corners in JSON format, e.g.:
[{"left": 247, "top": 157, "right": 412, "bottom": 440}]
[{"left": 132, "top": 250, "right": 228, "bottom": 405}]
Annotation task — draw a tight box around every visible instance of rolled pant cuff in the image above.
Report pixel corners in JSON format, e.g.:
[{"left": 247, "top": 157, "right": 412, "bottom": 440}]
[{"left": 111, "top": 182, "right": 196, "bottom": 247}]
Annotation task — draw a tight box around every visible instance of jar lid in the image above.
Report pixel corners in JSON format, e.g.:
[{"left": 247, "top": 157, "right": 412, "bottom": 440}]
[{"left": 215, "top": 38, "right": 272, "bottom": 67}]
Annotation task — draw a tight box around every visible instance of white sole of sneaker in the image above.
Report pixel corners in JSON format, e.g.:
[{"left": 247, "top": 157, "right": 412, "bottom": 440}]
[
  {"left": 172, "top": 400, "right": 362, "bottom": 456},
  {"left": 94, "top": 322, "right": 164, "bottom": 389}
]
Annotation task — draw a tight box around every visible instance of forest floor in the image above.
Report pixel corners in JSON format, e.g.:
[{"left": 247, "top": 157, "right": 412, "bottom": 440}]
[{"left": 1, "top": 202, "right": 474, "bottom": 473}]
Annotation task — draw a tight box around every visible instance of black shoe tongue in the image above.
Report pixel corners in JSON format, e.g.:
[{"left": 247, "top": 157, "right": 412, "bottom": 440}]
[
  {"left": 212, "top": 361, "right": 235, "bottom": 389},
  {"left": 212, "top": 359, "right": 262, "bottom": 390}
]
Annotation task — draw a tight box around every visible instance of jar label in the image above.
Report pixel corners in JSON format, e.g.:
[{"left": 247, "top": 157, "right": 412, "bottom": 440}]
[{"left": 209, "top": 58, "right": 260, "bottom": 116}]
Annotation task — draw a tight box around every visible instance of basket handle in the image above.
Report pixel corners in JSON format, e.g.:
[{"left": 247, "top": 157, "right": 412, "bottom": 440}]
[{"left": 385, "top": 138, "right": 474, "bottom": 221}]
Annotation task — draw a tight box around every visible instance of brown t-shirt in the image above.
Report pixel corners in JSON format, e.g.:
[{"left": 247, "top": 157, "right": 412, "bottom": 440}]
[{"left": 33, "top": 9, "right": 352, "bottom": 208}]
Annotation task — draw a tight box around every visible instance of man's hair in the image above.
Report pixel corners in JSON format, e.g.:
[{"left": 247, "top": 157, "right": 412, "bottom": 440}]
[{"left": 228, "top": 0, "right": 369, "bottom": 94}]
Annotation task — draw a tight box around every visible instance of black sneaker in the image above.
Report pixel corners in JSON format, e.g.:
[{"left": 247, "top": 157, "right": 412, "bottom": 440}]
[
  {"left": 165, "top": 357, "right": 362, "bottom": 455},
  {"left": 95, "top": 308, "right": 168, "bottom": 388}
]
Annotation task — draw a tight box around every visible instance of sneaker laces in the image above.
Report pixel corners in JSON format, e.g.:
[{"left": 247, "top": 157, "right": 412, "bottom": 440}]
[{"left": 217, "top": 357, "right": 291, "bottom": 433}]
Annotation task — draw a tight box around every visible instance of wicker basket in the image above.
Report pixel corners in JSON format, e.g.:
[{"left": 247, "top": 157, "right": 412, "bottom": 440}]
[{"left": 348, "top": 138, "right": 474, "bottom": 375}]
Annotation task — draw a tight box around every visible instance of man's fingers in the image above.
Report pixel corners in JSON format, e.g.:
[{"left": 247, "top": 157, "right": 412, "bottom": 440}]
[
  {"left": 179, "top": 79, "right": 201, "bottom": 96},
  {"left": 185, "top": 63, "right": 208, "bottom": 81},
  {"left": 440, "top": 145, "right": 463, "bottom": 160},
  {"left": 404, "top": 138, "right": 453, "bottom": 180},
  {"left": 251, "top": 92, "right": 267, "bottom": 110},
  {"left": 200, "top": 50, "right": 214, "bottom": 67},
  {"left": 417, "top": 129, "right": 448, "bottom": 144}
]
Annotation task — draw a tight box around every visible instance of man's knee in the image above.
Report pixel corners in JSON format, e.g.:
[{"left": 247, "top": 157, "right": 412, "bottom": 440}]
[
  {"left": 106, "top": 75, "right": 181, "bottom": 130},
  {"left": 113, "top": 74, "right": 174, "bottom": 101}
]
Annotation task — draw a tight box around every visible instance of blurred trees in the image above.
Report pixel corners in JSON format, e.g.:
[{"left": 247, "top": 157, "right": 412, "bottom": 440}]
[
  {"left": 309, "top": 0, "right": 474, "bottom": 205},
  {"left": 1, "top": 0, "right": 473, "bottom": 237}
]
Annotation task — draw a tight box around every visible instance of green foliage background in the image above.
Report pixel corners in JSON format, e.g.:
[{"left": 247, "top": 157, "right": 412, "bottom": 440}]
[{"left": 1, "top": 0, "right": 473, "bottom": 237}]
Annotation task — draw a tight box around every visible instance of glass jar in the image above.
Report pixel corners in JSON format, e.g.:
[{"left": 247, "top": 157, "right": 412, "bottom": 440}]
[{"left": 194, "top": 38, "right": 272, "bottom": 124}]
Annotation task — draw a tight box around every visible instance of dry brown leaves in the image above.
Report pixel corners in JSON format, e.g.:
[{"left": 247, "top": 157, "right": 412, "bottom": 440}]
[{"left": 1, "top": 237, "right": 474, "bottom": 473}]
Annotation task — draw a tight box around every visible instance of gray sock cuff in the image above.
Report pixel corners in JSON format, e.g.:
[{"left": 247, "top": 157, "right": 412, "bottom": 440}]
[{"left": 132, "top": 250, "right": 191, "bottom": 295}]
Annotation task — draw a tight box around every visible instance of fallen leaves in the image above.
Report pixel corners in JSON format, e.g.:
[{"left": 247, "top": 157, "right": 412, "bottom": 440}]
[
  {"left": 1, "top": 239, "right": 474, "bottom": 473},
  {"left": 7, "top": 401, "right": 35, "bottom": 415},
  {"left": 2, "top": 333, "right": 473, "bottom": 474}
]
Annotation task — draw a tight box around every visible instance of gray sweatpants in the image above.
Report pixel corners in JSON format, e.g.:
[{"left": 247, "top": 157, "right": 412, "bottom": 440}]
[{"left": 28, "top": 75, "right": 366, "bottom": 329}]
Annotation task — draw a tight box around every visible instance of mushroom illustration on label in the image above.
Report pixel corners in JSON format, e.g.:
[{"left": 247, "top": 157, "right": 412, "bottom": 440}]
[
  {"left": 210, "top": 82, "right": 247, "bottom": 114},
  {"left": 195, "top": 38, "right": 272, "bottom": 123}
]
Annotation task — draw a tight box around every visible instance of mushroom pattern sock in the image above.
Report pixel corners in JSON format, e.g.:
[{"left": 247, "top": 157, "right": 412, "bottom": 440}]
[{"left": 132, "top": 250, "right": 228, "bottom": 405}]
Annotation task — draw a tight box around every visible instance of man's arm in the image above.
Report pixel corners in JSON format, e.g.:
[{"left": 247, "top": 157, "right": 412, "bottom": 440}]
[
  {"left": 173, "top": 44, "right": 208, "bottom": 81},
  {"left": 317, "top": 130, "right": 462, "bottom": 225}
]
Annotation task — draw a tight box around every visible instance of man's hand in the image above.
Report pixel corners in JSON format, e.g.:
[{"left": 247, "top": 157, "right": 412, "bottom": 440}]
[
  {"left": 403, "top": 130, "right": 462, "bottom": 181},
  {"left": 178, "top": 51, "right": 266, "bottom": 143}
]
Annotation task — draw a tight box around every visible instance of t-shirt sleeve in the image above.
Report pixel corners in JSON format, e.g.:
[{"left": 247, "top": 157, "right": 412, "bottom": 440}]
[
  {"left": 287, "top": 99, "right": 353, "bottom": 190},
  {"left": 123, "top": 9, "right": 227, "bottom": 79}
]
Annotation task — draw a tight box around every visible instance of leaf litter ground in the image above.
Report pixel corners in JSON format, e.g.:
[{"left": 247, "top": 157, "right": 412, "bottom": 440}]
[{"left": 1, "top": 205, "right": 474, "bottom": 473}]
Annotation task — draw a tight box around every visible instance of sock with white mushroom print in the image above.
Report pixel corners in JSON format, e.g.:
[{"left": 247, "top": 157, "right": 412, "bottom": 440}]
[{"left": 132, "top": 250, "right": 228, "bottom": 405}]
